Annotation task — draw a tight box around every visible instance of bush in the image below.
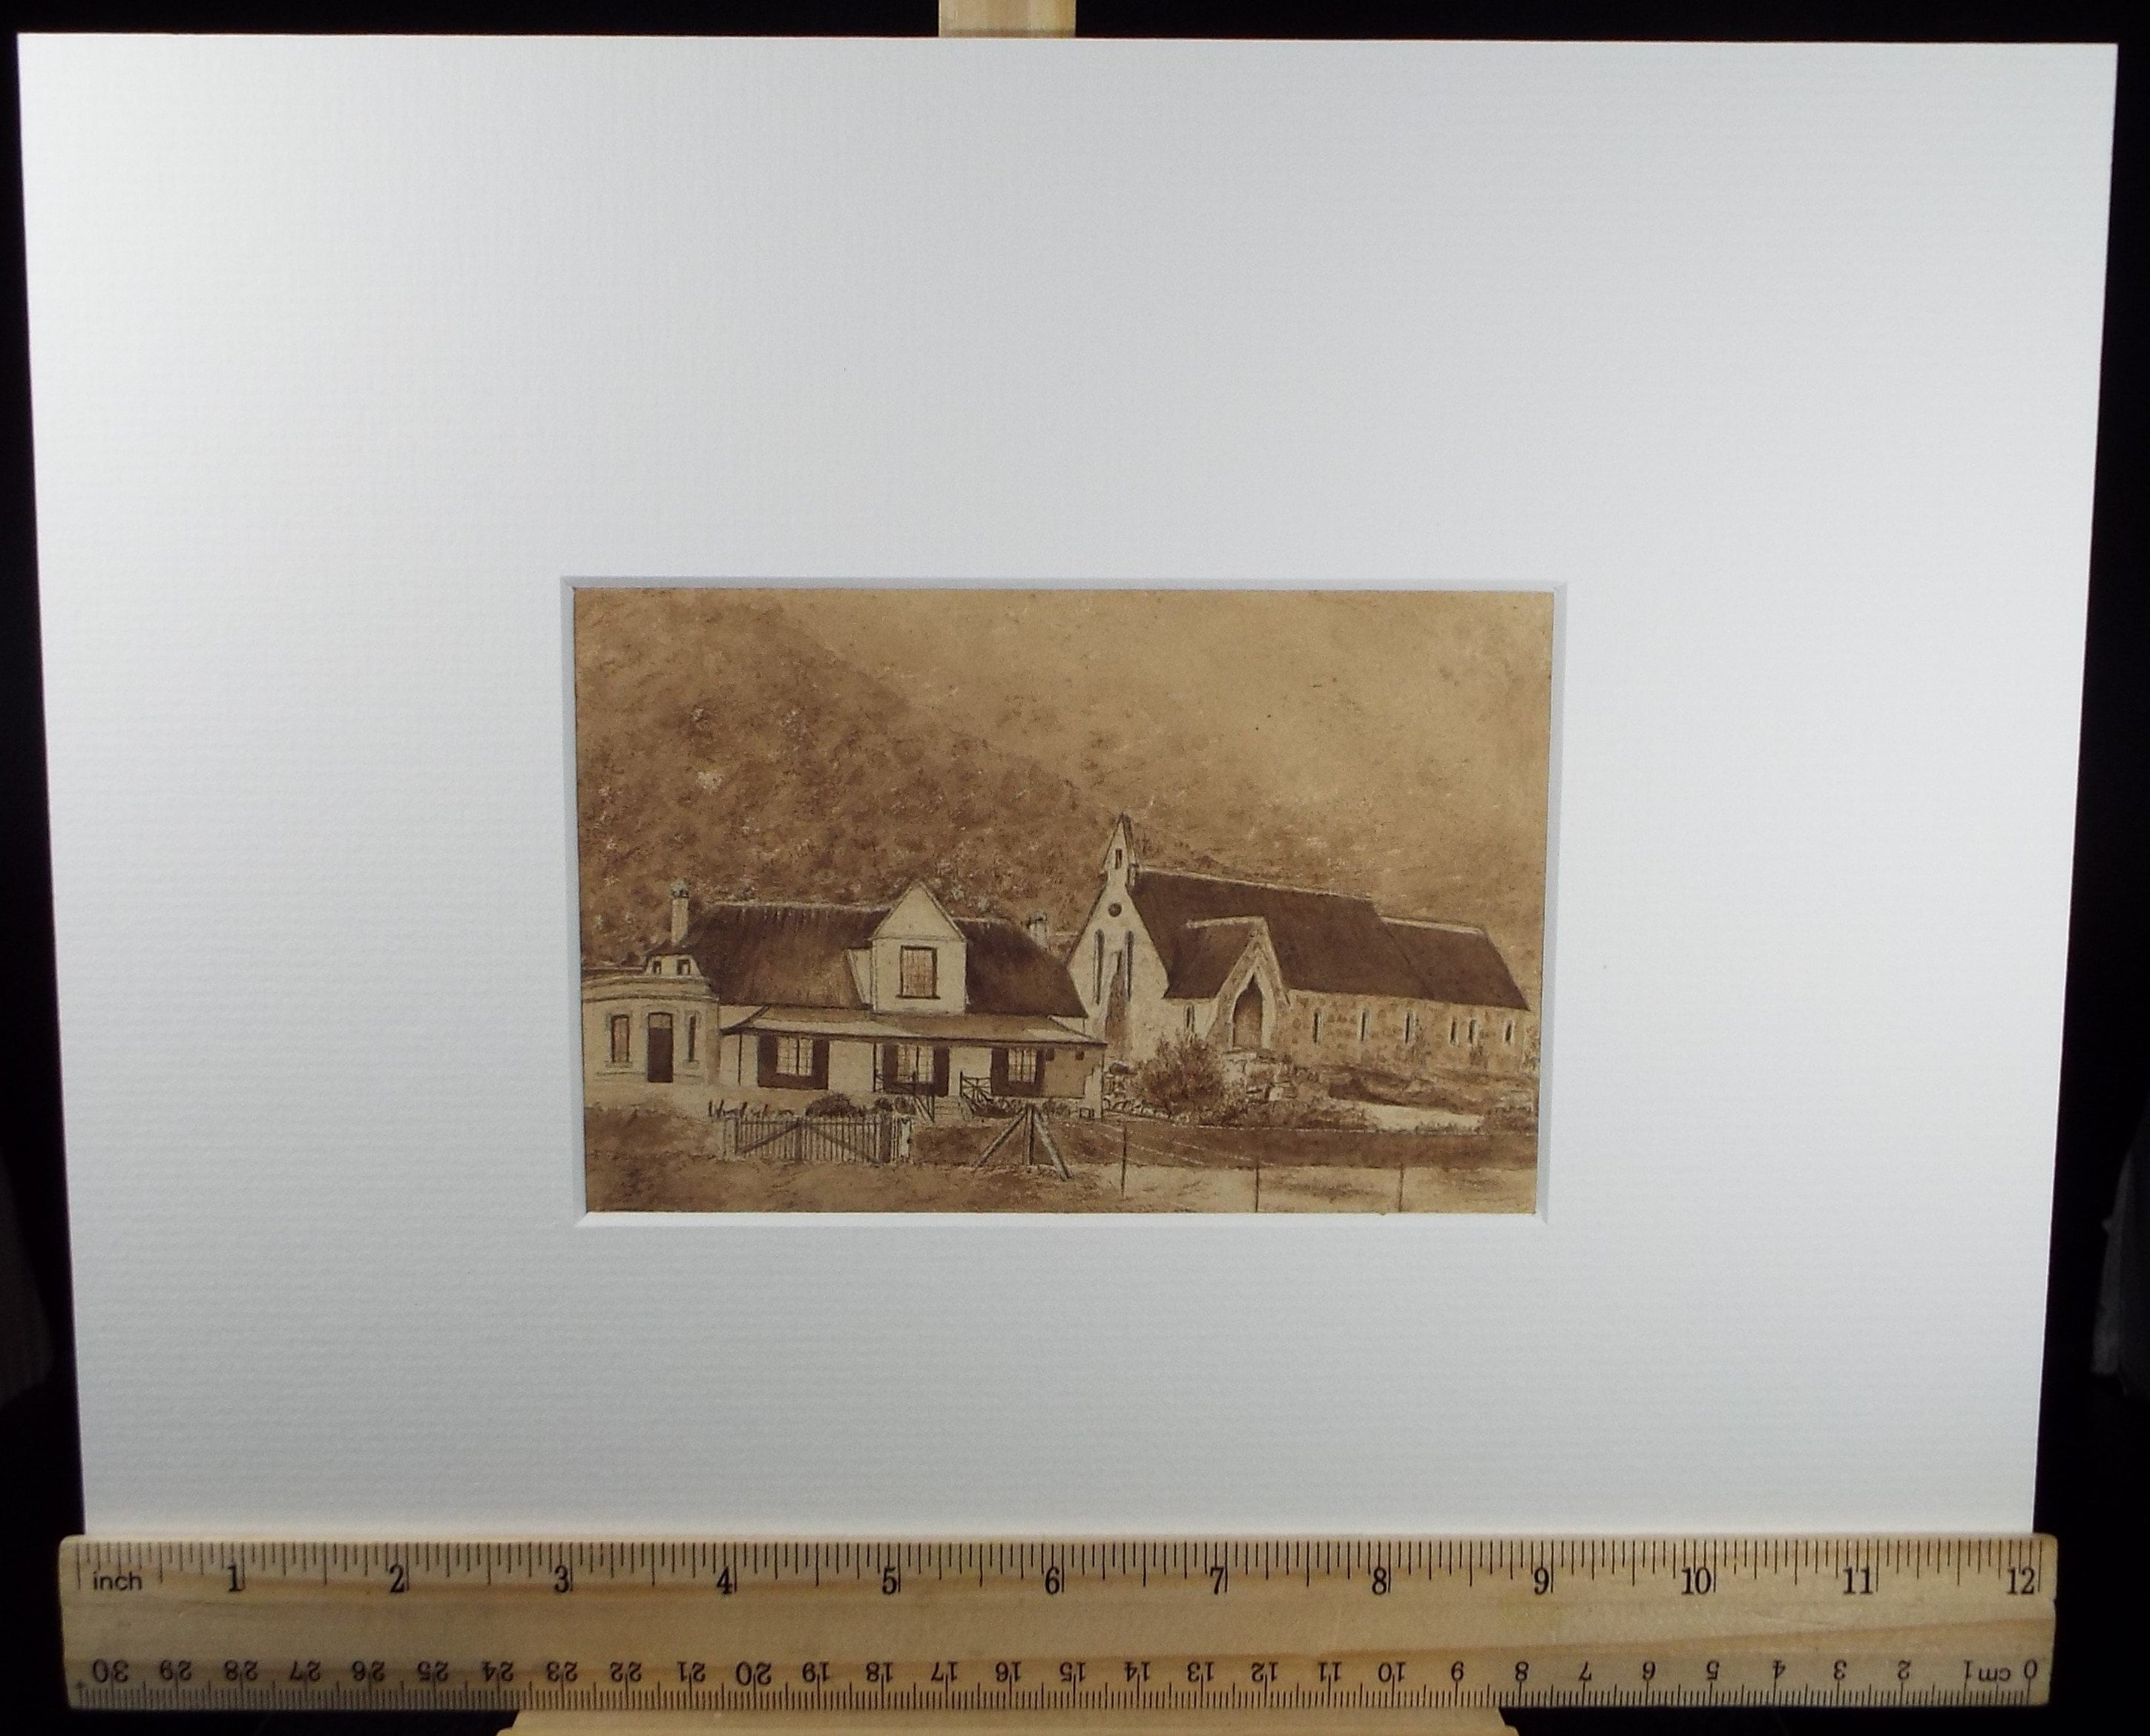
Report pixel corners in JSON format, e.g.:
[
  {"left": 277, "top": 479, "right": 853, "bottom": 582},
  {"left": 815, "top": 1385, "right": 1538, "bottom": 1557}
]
[
  {"left": 1132, "top": 1035, "right": 1235, "bottom": 1122},
  {"left": 1222, "top": 1096, "right": 1376, "bottom": 1132}
]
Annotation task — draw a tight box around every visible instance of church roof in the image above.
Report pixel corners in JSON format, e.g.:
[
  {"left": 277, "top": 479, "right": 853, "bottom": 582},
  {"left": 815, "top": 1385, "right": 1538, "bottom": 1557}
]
[
  {"left": 1161, "top": 920, "right": 1269, "bottom": 999},
  {"left": 1128, "top": 870, "right": 1528, "bottom": 1009},
  {"left": 1381, "top": 919, "right": 1529, "bottom": 1011},
  {"left": 671, "top": 901, "right": 1087, "bottom": 1017}
]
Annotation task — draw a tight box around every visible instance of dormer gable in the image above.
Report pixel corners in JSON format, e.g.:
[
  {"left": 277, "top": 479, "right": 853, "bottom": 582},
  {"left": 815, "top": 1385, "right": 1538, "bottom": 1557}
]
[
  {"left": 872, "top": 881, "right": 964, "bottom": 944},
  {"left": 866, "top": 881, "right": 967, "bottom": 1014}
]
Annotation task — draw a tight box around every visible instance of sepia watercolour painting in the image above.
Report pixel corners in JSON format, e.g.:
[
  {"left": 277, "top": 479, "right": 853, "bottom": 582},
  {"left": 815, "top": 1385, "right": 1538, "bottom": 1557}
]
[{"left": 575, "top": 589, "right": 1552, "bottom": 1213}]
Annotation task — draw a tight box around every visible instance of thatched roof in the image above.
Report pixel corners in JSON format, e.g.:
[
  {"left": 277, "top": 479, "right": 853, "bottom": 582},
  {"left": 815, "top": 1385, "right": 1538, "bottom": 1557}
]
[{"left": 667, "top": 899, "right": 1085, "bottom": 1017}]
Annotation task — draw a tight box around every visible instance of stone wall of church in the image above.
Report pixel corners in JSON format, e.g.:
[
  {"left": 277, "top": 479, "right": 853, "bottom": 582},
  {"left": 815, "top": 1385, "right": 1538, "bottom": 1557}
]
[{"left": 1268, "top": 990, "right": 1536, "bottom": 1078}]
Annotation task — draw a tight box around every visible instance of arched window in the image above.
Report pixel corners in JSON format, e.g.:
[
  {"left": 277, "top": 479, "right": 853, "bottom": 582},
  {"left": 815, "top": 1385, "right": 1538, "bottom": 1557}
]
[{"left": 1093, "top": 930, "right": 1105, "bottom": 1002}]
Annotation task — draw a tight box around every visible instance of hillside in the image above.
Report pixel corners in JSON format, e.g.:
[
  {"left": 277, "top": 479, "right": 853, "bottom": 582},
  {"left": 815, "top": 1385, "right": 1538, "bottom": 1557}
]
[
  {"left": 576, "top": 592, "right": 1122, "bottom": 958},
  {"left": 573, "top": 590, "right": 1547, "bottom": 999}
]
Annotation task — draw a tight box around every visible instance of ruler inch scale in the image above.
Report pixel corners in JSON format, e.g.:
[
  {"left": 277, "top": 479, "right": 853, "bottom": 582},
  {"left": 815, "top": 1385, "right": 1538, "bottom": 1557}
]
[{"left": 62, "top": 1533, "right": 2054, "bottom": 1713}]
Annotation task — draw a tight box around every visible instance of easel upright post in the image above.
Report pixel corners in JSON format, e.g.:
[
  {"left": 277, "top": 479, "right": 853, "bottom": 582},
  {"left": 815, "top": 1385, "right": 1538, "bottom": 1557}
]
[{"left": 939, "top": 0, "right": 1075, "bottom": 36}]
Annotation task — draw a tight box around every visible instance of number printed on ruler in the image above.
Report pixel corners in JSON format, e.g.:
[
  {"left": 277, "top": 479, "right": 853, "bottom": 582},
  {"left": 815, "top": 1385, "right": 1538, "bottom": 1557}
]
[{"left": 62, "top": 1535, "right": 2055, "bottom": 1712}]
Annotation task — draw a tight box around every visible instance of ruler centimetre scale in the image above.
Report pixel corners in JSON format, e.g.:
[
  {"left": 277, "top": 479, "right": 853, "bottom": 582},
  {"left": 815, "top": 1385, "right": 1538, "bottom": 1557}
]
[{"left": 62, "top": 1534, "right": 2055, "bottom": 1714}]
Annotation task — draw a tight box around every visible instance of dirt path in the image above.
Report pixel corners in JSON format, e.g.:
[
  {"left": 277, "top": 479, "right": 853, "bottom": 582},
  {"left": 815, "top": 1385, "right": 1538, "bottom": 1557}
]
[
  {"left": 584, "top": 1107, "right": 1535, "bottom": 1214},
  {"left": 586, "top": 1143, "right": 1533, "bottom": 1214}
]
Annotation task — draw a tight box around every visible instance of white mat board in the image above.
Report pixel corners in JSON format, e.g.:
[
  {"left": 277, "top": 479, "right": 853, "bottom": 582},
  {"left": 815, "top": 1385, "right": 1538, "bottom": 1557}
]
[{"left": 21, "top": 35, "right": 2113, "bottom": 1533}]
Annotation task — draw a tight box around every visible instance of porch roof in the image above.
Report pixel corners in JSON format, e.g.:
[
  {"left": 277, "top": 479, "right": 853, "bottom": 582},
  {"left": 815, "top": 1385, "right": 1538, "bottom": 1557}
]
[{"left": 725, "top": 1007, "right": 1102, "bottom": 1047}]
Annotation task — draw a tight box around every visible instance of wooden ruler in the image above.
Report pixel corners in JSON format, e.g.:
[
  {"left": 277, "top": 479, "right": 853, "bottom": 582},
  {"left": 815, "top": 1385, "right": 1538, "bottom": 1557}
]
[{"left": 61, "top": 1535, "right": 2054, "bottom": 1714}]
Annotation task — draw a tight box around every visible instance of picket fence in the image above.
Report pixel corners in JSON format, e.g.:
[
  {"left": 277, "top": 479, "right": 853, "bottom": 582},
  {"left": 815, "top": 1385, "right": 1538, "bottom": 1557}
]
[{"left": 711, "top": 1109, "right": 913, "bottom": 1166}]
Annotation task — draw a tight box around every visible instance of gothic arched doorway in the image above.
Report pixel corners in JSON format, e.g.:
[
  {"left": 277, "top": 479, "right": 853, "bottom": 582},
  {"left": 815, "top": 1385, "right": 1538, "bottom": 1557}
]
[{"left": 1230, "top": 979, "right": 1264, "bottom": 1051}]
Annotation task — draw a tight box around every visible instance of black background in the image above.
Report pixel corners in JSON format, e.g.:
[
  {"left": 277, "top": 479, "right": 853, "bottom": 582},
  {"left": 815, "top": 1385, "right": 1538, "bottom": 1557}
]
[{"left": 1, "top": 4, "right": 2143, "bottom": 1732}]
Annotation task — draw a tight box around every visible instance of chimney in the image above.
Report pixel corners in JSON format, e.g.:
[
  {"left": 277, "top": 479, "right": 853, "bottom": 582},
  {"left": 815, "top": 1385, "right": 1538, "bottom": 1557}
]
[
  {"left": 1026, "top": 912, "right": 1051, "bottom": 949},
  {"left": 669, "top": 879, "right": 691, "bottom": 947}
]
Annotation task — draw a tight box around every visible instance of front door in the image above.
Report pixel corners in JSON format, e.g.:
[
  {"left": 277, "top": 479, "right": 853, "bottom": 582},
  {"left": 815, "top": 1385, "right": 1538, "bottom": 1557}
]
[
  {"left": 646, "top": 1013, "right": 674, "bottom": 1082},
  {"left": 1231, "top": 979, "right": 1264, "bottom": 1050}
]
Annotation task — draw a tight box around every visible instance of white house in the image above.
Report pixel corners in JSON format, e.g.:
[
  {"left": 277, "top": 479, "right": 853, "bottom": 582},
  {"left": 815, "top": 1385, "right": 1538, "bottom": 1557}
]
[{"left": 584, "top": 880, "right": 1105, "bottom": 1114}]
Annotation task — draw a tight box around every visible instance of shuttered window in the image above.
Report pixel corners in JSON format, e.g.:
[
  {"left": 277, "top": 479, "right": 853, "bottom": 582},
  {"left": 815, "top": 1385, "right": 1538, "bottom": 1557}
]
[
  {"left": 899, "top": 946, "right": 938, "bottom": 999},
  {"left": 758, "top": 1033, "right": 828, "bottom": 1088},
  {"left": 608, "top": 1014, "right": 631, "bottom": 1065}
]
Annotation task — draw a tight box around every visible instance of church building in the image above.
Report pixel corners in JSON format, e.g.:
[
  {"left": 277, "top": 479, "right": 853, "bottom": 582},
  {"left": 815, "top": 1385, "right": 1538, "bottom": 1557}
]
[{"left": 1067, "top": 818, "right": 1534, "bottom": 1076}]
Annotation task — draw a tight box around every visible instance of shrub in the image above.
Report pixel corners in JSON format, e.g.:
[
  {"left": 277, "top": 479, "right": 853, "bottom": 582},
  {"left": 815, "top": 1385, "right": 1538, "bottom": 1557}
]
[
  {"left": 1132, "top": 1034, "right": 1234, "bottom": 1122},
  {"left": 1223, "top": 1096, "right": 1376, "bottom": 1132}
]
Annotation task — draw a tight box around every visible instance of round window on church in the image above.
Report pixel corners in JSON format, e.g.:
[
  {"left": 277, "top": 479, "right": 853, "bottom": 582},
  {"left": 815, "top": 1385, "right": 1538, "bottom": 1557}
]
[{"left": 1107, "top": 902, "right": 1122, "bottom": 917}]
